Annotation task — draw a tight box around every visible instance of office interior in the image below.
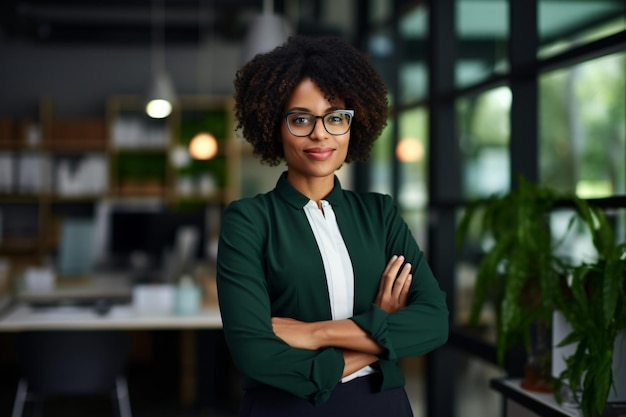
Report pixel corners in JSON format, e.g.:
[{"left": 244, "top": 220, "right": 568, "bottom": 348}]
[{"left": 0, "top": 0, "right": 625, "bottom": 416}]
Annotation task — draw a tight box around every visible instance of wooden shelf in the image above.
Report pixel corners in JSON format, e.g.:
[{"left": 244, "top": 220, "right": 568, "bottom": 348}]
[
  {"left": 0, "top": 194, "right": 41, "bottom": 202},
  {"left": 41, "top": 139, "right": 107, "bottom": 152},
  {"left": 0, "top": 94, "right": 241, "bottom": 263},
  {"left": 44, "top": 193, "right": 102, "bottom": 202},
  {"left": 0, "top": 238, "right": 40, "bottom": 253},
  {"left": 0, "top": 140, "right": 24, "bottom": 150}
]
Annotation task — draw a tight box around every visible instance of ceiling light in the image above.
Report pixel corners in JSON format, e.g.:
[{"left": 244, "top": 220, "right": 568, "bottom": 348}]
[
  {"left": 241, "top": 0, "right": 290, "bottom": 65},
  {"left": 145, "top": 71, "right": 176, "bottom": 118},
  {"left": 145, "top": 0, "right": 176, "bottom": 118}
]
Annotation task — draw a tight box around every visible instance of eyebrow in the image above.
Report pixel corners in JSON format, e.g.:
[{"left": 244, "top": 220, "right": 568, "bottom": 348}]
[{"left": 284, "top": 106, "right": 342, "bottom": 113}]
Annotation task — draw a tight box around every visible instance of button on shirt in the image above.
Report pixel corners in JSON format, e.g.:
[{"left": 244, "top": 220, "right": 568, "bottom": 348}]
[{"left": 303, "top": 199, "right": 375, "bottom": 383}]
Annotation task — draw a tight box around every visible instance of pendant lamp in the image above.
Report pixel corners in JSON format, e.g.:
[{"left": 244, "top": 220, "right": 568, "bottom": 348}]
[
  {"left": 145, "top": 0, "right": 176, "bottom": 118},
  {"left": 241, "top": 0, "right": 290, "bottom": 65},
  {"left": 145, "top": 71, "right": 176, "bottom": 119},
  {"left": 187, "top": 0, "right": 218, "bottom": 161}
]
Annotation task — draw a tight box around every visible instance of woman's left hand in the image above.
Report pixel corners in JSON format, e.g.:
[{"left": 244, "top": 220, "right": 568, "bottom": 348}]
[
  {"left": 375, "top": 255, "right": 412, "bottom": 313},
  {"left": 272, "top": 317, "right": 321, "bottom": 350}
]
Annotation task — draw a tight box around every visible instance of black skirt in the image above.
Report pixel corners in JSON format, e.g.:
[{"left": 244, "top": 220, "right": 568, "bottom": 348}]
[{"left": 238, "top": 374, "right": 414, "bottom": 417}]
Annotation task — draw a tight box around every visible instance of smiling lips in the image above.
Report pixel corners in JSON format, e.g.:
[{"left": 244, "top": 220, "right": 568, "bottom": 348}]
[{"left": 304, "top": 147, "right": 335, "bottom": 160}]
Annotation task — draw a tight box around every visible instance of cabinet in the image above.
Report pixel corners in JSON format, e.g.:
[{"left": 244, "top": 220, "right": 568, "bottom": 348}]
[{"left": 0, "top": 95, "right": 239, "bottom": 277}]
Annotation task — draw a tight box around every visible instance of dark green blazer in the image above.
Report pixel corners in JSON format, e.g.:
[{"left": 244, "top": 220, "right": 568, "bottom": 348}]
[{"left": 216, "top": 172, "right": 448, "bottom": 405}]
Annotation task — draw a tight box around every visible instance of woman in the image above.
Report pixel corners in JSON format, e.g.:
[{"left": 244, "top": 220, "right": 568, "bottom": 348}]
[{"left": 216, "top": 35, "right": 448, "bottom": 417}]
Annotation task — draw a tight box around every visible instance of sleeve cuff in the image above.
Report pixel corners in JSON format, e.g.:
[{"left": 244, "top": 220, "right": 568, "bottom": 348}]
[
  {"left": 350, "top": 304, "right": 397, "bottom": 360},
  {"left": 310, "top": 347, "right": 344, "bottom": 405}
]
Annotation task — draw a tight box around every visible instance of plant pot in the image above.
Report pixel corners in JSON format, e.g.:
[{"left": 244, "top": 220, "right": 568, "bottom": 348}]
[
  {"left": 521, "top": 320, "right": 553, "bottom": 393},
  {"left": 521, "top": 361, "right": 554, "bottom": 393}
]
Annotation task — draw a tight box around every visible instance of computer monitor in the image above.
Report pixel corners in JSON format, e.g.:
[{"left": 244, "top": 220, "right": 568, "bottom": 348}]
[{"left": 108, "top": 208, "right": 206, "bottom": 272}]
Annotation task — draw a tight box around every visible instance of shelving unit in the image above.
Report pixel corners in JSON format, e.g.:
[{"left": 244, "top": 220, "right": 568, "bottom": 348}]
[
  {"left": 0, "top": 94, "right": 240, "bottom": 276},
  {"left": 107, "top": 95, "right": 172, "bottom": 200},
  {"left": 106, "top": 94, "right": 238, "bottom": 206}
]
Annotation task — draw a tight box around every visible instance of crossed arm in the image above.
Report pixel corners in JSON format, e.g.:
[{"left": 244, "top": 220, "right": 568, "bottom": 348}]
[{"left": 272, "top": 254, "right": 413, "bottom": 377}]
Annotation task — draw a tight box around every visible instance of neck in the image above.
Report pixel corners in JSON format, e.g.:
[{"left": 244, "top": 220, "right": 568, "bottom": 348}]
[{"left": 286, "top": 171, "right": 334, "bottom": 205}]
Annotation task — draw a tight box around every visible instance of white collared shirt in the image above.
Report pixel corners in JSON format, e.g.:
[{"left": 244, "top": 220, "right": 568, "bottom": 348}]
[{"left": 303, "top": 199, "right": 375, "bottom": 383}]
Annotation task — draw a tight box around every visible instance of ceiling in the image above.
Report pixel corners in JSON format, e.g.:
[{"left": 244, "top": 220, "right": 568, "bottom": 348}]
[{"left": 0, "top": 0, "right": 277, "bottom": 45}]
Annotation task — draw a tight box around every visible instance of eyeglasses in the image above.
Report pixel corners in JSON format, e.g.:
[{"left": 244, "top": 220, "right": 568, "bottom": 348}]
[{"left": 283, "top": 109, "right": 354, "bottom": 137}]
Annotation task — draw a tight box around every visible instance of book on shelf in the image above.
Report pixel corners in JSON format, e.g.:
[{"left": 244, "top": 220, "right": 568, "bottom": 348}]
[
  {"left": 54, "top": 154, "right": 108, "bottom": 197},
  {"left": 111, "top": 116, "right": 169, "bottom": 149},
  {"left": 0, "top": 152, "right": 13, "bottom": 193},
  {"left": 17, "top": 152, "right": 51, "bottom": 193}
]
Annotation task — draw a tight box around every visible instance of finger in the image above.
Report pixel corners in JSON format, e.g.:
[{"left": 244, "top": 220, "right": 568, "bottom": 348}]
[
  {"left": 392, "top": 263, "right": 412, "bottom": 298},
  {"left": 399, "top": 274, "right": 412, "bottom": 299},
  {"left": 380, "top": 255, "right": 399, "bottom": 280},
  {"left": 377, "top": 255, "right": 398, "bottom": 298},
  {"left": 381, "top": 255, "right": 405, "bottom": 294},
  {"left": 396, "top": 274, "right": 412, "bottom": 309}
]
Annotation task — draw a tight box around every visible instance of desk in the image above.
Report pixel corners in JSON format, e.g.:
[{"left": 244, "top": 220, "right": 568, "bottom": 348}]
[
  {"left": 0, "top": 277, "right": 225, "bottom": 410},
  {"left": 0, "top": 303, "right": 224, "bottom": 408},
  {"left": 15, "top": 273, "right": 133, "bottom": 304},
  {"left": 1, "top": 272, "right": 222, "bottom": 330},
  {"left": 0, "top": 303, "right": 222, "bottom": 331}
]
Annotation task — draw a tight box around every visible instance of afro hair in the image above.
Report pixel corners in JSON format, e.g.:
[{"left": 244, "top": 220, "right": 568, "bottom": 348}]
[{"left": 233, "top": 35, "right": 389, "bottom": 166}]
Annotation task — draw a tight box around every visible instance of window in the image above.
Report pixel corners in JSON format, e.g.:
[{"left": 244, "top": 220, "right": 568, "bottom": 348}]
[
  {"left": 538, "top": 0, "right": 625, "bottom": 58},
  {"left": 457, "top": 87, "right": 512, "bottom": 198},
  {"left": 399, "top": 6, "right": 429, "bottom": 103},
  {"left": 369, "top": 115, "right": 394, "bottom": 196},
  {"left": 398, "top": 107, "right": 429, "bottom": 248},
  {"left": 539, "top": 52, "right": 626, "bottom": 197},
  {"left": 456, "top": 0, "right": 509, "bottom": 88}
]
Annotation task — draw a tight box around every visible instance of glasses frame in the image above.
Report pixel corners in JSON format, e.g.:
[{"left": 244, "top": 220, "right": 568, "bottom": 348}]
[{"left": 283, "top": 109, "right": 355, "bottom": 137}]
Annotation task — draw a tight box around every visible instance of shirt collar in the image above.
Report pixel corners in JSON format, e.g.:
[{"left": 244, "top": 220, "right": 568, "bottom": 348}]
[{"left": 275, "top": 171, "right": 346, "bottom": 209}]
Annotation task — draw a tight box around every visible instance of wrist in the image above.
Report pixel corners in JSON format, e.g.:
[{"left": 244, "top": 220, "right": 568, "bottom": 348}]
[{"left": 312, "top": 320, "right": 334, "bottom": 349}]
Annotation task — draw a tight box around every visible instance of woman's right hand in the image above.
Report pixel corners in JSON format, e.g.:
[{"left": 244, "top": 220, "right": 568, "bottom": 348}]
[{"left": 375, "top": 255, "right": 412, "bottom": 313}]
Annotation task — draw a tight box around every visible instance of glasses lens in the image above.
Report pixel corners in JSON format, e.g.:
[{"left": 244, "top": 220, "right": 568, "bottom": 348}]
[
  {"left": 286, "top": 113, "right": 314, "bottom": 136},
  {"left": 323, "top": 111, "right": 352, "bottom": 135},
  {"left": 285, "top": 110, "right": 353, "bottom": 136}
]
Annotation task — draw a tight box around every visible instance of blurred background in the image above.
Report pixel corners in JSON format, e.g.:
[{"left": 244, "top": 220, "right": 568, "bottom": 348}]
[{"left": 0, "top": 0, "right": 624, "bottom": 416}]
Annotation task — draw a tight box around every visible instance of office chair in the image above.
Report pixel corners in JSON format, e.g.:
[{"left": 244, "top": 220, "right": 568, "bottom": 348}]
[{"left": 11, "top": 330, "right": 132, "bottom": 417}]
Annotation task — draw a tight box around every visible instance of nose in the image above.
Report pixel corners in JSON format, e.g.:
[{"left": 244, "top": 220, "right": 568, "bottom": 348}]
[{"left": 309, "top": 116, "right": 328, "bottom": 140}]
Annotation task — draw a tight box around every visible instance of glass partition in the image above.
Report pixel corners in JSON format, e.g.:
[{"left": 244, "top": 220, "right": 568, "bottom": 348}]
[
  {"left": 397, "top": 107, "right": 429, "bottom": 250},
  {"left": 368, "top": 27, "right": 394, "bottom": 84},
  {"left": 399, "top": 5, "right": 429, "bottom": 104},
  {"left": 539, "top": 52, "right": 626, "bottom": 197},
  {"left": 369, "top": 117, "right": 394, "bottom": 196},
  {"left": 456, "top": 0, "right": 509, "bottom": 88},
  {"left": 538, "top": 0, "right": 625, "bottom": 59},
  {"left": 457, "top": 86, "right": 512, "bottom": 199}
]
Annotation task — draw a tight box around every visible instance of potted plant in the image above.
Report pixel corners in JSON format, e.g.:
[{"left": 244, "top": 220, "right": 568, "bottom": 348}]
[
  {"left": 456, "top": 176, "right": 621, "bottom": 385},
  {"left": 456, "top": 176, "right": 570, "bottom": 389},
  {"left": 456, "top": 176, "right": 626, "bottom": 417},
  {"left": 551, "top": 199, "right": 626, "bottom": 417}
]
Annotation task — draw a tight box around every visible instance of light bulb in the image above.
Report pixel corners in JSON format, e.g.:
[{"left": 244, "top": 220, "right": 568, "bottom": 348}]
[
  {"left": 189, "top": 132, "right": 218, "bottom": 160},
  {"left": 396, "top": 138, "right": 424, "bottom": 163},
  {"left": 146, "top": 99, "right": 173, "bottom": 119}
]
